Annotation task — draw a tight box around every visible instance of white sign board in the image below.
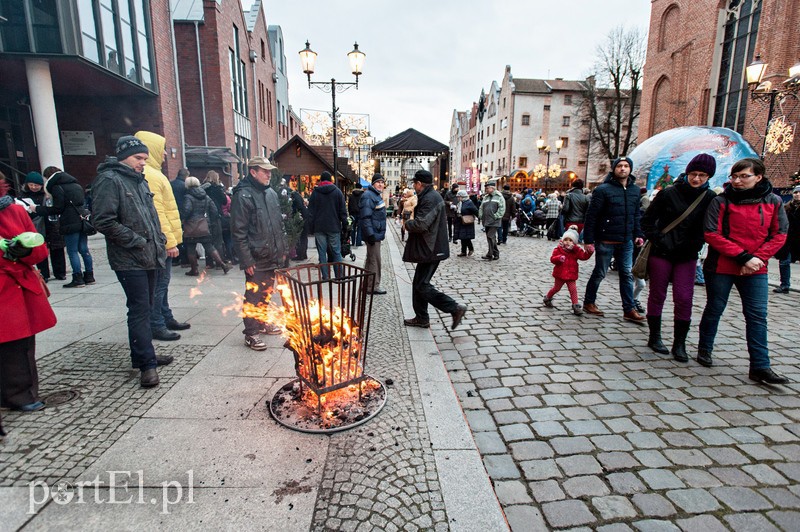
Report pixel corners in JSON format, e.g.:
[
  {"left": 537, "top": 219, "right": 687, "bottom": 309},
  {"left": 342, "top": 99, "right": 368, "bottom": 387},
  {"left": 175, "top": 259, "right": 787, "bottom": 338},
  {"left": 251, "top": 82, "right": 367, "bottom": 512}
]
[{"left": 61, "top": 131, "right": 96, "bottom": 156}]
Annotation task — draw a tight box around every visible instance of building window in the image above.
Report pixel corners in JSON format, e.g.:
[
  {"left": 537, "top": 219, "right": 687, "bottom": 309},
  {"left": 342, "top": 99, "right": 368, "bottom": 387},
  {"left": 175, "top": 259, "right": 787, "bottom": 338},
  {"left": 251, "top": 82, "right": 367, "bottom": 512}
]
[
  {"left": 579, "top": 139, "right": 588, "bottom": 145},
  {"left": 564, "top": 94, "right": 573, "bottom": 106},
  {"left": 559, "top": 158, "right": 567, "bottom": 167},
  {"left": 261, "top": 39, "right": 266, "bottom": 60},
  {"left": 118, "top": 0, "right": 138, "bottom": 82},
  {"left": 578, "top": 160, "right": 587, "bottom": 166},
  {"left": 521, "top": 114, "right": 530, "bottom": 126},
  {"left": 712, "top": 0, "right": 761, "bottom": 133},
  {"left": 562, "top": 116, "right": 570, "bottom": 127},
  {"left": 77, "top": 0, "right": 100, "bottom": 62},
  {"left": 133, "top": 0, "right": 154, "bottom": 89},
  {"left": 519, "top": 156, "right": 528, "bottom": 168},
  {"left": 99, "top": 0, "right": 121, "bottom": 73},
  {"left": 559, "top": 137, "right": 569, "bottom": 148},
  {"left": 492, "top": 124, "right": 496, "bottom": 134},
  {"left": 658, "top": 4, "right": 681, "bottom": 52},
  {"left": 544, "top": 104, "right": 551, "bottom": 111},
  {"left": 235, "top": 134, "right": 251, "bottom": 178},
  {"left": 258, "top": 81, "right": 267, "bottom": 123},
  {"left": 230, "top": 25, "right": 248, "bottom": 117}
]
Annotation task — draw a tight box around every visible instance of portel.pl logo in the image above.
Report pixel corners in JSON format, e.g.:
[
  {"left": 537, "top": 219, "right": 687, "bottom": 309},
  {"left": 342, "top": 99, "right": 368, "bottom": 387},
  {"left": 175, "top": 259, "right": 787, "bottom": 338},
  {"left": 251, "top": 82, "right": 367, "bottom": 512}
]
[{"left": 29, "top": 470, "right": 194, "bottom": 514}]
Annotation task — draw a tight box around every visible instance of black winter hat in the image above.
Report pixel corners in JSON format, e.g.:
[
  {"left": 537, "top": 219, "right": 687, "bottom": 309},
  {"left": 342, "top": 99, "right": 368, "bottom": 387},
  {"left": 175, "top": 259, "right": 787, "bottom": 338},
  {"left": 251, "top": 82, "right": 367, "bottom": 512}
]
[
  {"left": 320, "top": 171, "right": 333, "bottom": 181},
  {"left": 116, "top": 135, "right": 149, "bottom": 161},
  {"left": 685, "top": 153, "right": 716, "bottom": 177},
  {"left": 412, "top": 170, "right": 433, "bottom": 184},
  {"left": 611, "top": 156, "right": 633, "bottom": 172},
  {"left": 372, "top": 173, "right": 385, "bottom": 184}
]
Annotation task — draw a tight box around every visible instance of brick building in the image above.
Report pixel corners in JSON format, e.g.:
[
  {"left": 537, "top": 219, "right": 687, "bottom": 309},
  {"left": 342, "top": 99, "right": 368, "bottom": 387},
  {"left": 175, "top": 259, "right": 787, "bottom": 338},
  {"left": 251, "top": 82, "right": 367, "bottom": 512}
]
[
  {"left": 173, "top": 0, "right": 280, "bottom": 187},
  {"left": 640, "top": 0, "right": 800, "bottom": 186},
  {"left": 0, "top": 0, "right": 183, "bottom": 190}
]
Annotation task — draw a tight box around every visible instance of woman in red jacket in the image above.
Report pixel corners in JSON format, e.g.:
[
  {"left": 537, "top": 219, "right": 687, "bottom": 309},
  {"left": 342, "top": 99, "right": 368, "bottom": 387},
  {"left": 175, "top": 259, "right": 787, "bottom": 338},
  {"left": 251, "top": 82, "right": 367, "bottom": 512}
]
[
  {"left": 0, "top": 173, "right": 57, "bottom": 436},
  {"left": 543, "top": 225, "right": 593, "bottom": 315},
  {"left": 698, "top": 158, "right": 788, "bottom": 384}
]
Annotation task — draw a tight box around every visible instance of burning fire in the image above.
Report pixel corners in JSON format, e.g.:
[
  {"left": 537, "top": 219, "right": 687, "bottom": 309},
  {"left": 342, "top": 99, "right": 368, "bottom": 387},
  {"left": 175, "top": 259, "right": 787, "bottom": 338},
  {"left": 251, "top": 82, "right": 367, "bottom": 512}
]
[{"left": 238, "top": 280, "right": 365, "bottom": 395}]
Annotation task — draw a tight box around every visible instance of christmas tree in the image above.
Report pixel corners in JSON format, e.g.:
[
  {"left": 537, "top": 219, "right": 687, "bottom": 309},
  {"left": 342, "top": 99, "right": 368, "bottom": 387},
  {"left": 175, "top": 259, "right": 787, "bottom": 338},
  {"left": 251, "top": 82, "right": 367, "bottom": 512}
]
[
  {"left": 654, "top": 164, "right": 673, "bottom": 190},
  {"left": 269, "top": 168, "right": 305, "bottom": 249}
]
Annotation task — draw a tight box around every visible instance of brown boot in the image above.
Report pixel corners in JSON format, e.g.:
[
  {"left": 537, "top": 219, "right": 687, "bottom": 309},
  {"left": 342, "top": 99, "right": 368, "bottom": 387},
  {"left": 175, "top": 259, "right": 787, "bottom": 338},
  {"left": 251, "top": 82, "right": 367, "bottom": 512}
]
[{"left": 582, "top": 303, "right": 604, "bottom": 316}]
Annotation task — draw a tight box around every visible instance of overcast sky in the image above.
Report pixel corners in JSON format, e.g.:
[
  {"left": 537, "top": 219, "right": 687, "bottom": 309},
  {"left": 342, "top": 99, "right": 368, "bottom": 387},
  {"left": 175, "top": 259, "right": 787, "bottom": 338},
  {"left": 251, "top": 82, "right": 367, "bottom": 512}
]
[{"left": 246, "top": 0, "right": 652, "bottom": 144}]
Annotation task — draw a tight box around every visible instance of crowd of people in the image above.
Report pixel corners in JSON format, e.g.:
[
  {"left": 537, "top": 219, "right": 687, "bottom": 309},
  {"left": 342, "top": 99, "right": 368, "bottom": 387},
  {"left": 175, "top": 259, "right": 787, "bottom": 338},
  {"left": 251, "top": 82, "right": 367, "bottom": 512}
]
[{"left": 1, "top": 133, "right": 797, "bottom": 437}]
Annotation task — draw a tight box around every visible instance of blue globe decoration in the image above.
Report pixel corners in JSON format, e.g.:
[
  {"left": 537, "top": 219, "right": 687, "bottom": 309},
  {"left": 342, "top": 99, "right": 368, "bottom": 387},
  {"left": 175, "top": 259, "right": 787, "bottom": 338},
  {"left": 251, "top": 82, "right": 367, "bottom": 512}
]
[{"left": 629, "top": 126, "right": 759, "bottom": 190}]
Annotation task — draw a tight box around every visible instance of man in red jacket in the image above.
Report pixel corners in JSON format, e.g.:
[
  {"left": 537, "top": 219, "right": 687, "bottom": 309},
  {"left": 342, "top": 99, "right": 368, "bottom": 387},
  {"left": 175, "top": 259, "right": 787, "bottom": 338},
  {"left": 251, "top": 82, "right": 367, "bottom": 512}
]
[{"left": 698, "top": 158, "right": 788, "bottom": 384}]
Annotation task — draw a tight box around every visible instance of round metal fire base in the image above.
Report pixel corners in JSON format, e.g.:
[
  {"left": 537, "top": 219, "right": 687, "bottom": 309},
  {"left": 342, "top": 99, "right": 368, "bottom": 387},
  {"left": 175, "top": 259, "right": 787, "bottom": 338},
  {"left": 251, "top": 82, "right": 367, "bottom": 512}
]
[{"left": 268, "top": 376, "right": 387, "bottom": 434}]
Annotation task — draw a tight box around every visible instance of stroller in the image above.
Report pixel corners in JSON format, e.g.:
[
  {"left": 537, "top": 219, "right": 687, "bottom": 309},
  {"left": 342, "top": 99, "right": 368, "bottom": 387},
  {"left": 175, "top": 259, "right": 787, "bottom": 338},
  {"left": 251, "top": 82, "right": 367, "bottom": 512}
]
[
  {"left": 516, "top": 211, "right": 536, "bottom": 237},
  {"left": 327, "top": 216, "right": 357, "bottom": 262},
  {"left": 531, "top": 210, "right": 548, "bottom": 238}
]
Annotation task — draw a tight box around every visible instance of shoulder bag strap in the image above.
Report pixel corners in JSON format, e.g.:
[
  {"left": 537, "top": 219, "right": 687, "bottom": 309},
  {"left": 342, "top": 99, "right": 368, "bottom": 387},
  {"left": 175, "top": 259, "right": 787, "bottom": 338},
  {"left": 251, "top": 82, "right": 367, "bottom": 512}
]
[{"left": 660, "top": 191, "right": 707, "bottom": 235}]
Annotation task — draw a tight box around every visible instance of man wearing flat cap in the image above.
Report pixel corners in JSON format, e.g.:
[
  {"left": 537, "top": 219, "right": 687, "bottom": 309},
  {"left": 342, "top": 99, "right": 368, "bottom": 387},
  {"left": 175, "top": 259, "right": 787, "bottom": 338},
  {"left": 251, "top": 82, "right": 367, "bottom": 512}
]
[
  {"left": 92, "top": 135, "right": 170, "bottom": 388},
  {"left": 402, "top": 169, "right": 467, "bottom": 330},
  {"left": 478, "top": 181, "right": 505, "bottom": 260},
  {"left": 231, "top": 156, "right": 289, "bottom": 351},
  {"left": 360, "top": 173, "right": 387, "bottom": 294}
]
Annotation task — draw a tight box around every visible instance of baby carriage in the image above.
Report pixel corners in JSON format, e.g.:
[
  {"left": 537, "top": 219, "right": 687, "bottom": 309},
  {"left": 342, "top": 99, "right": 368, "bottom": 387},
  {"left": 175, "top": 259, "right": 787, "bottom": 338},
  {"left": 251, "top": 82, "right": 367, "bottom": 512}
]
[
  {"left": 531, "top": 210, "right": 548, "bottom": 238},
  {"left": 327, "top": 216, "right": 357, "bottom": 262}
]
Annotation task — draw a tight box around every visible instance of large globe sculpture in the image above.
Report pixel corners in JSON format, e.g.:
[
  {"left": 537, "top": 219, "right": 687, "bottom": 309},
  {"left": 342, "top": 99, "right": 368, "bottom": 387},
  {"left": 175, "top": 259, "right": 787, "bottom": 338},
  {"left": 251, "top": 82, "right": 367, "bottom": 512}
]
[{"left": 629, "top": 126, "right": 759, "bottom": 190}]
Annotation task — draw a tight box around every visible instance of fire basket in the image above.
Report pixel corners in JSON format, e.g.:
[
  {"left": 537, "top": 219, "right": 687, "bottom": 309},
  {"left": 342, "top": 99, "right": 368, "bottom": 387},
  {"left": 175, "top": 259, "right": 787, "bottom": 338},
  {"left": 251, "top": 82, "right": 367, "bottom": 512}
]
[{"left": 268, "top": 262, "right": 387, "bottom": 433}]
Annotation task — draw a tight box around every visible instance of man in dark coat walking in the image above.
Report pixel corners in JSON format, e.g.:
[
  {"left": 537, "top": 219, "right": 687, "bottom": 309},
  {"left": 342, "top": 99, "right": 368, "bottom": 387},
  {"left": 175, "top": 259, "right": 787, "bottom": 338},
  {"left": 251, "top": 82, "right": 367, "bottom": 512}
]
[
  {"left": 348, "top": 182, "right": 364, "bottom": 247},
  {"left": 582, "top": 157, "right": 645, "bottom": 323},
  {"left": 306, "top": 171, "right": 347, "bottom": 280},
  {"left": 403, "top": 170, "right": 467, "bottom": 330},
  {"left": 360, "top": 173, "right": 387, "bottom": 294}
]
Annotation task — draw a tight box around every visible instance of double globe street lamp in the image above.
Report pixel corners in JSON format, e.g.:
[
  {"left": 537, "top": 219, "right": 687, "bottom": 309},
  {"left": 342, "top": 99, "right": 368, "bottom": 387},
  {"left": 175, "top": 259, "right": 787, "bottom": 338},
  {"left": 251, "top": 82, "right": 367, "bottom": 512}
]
[
  {"left": 536, "top": 136, "right": 564, "bottom": 192},
  {"left": 745, "top": 54, "right": 800, "bottom": 160},
  {"left": 299, "top": 41, "right": 366, "bottom": 180}
]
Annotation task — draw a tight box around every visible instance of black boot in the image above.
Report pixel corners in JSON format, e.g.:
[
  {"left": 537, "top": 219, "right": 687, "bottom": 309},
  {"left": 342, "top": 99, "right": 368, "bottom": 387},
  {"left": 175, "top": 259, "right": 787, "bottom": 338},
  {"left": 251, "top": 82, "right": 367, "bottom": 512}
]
[
  {"left": 83, "top": 271, "right": 95, "bottom": 285},
  {"left": 646, "top": 315, "right": 669, "bottom": 354},
  {"left": 671, "top": 319, "right": 691, "bottom": 362},
  {"left": 697, "top": 348, "right": 713, "bottom": 367},
  {"left": 64, "top": 272, "right": 85, "bottom": 288}
]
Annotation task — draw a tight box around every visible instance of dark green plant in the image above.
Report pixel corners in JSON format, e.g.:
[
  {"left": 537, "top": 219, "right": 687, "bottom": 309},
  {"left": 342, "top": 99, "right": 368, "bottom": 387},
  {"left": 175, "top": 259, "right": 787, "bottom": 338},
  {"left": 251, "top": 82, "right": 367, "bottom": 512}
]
[{"left": 270, "top": 167, "right": 304, "bottom": 248}]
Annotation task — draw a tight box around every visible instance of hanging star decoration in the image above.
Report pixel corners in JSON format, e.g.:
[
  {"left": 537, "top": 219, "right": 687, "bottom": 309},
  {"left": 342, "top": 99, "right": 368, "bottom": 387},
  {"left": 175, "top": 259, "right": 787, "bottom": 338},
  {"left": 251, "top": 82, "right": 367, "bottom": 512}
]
[
  {"left": 532, "top": 164, "right": 547, "bottom": 180},
  {"left": 765, "top": 117, "right": 795, "bottom": 155},
  {"left": 300, "top": 111, "right": 333, "bottom": 145},
  {"left": 548, "top": 164, "right": 562, "bottom": 179}
]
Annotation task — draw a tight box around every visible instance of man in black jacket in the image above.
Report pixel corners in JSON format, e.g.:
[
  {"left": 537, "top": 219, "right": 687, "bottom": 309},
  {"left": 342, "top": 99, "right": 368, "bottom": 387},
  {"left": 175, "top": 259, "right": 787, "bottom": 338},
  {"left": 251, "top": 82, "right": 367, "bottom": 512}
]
[
  {"left": 348, "top": 182, "right": 364, "bottom": 247},
  {"left": 92, "top": 136, "right": 171, "bottom": 388},
  {"left": 582, "top": 157, "right": 645, "bottom": 323},
  {"left": 230, "top": 156, "right": 289, "bottom": 351},
  {"left": 306, "top": 171, "right": 347, "bottom": 280},
  {"left": 403, "top": 170, "right": 467, "bottom": 330}
]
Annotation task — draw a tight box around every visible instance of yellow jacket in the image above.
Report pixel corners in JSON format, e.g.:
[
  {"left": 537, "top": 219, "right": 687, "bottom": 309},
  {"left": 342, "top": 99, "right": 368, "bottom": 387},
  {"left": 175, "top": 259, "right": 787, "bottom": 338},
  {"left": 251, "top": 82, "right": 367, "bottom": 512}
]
[{"left": 134, "top": 131, "right": 183, "bottom": 248}]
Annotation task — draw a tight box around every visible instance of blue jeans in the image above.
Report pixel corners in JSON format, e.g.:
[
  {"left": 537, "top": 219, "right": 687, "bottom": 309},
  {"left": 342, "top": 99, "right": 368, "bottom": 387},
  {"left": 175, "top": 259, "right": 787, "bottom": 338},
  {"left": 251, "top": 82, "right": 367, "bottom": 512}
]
[
  {"left": 695, "top": 261, "right": 705, "bottom": 284},
  {"left": 149, "top": 257, "right": 174, "bottom": 331},
  {"left": 115, "top": 270, "right": 158, "bottom": 370},
  {"left": 64, "top": 232, "right": 93, "bottom": 274},
  {"left": 699, "top": 272, "right": 770, "bottom": 369},
  {"left": 779, "top": 253, "right": 791, "bottom": 288},
  {"left": 315, "top": 232, "right": 343, "bottom": 279},
  {"left": 583, "top": 240, "right": 635, "bottom": 312}
]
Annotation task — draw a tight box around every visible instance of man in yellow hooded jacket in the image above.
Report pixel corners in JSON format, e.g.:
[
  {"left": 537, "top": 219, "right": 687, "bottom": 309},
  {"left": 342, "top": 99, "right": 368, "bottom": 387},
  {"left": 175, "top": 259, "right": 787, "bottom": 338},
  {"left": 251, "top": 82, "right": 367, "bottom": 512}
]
[{"left": 134, "top": 131, "right": 190, "bottom": 340}]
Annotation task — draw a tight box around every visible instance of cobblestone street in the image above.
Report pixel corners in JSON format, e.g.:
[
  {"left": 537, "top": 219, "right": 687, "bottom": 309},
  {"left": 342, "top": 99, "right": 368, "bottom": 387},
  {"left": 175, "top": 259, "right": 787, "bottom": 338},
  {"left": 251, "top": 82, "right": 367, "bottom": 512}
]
[{"left": 404, "top": 222, "right": 800, "bottom": 531}]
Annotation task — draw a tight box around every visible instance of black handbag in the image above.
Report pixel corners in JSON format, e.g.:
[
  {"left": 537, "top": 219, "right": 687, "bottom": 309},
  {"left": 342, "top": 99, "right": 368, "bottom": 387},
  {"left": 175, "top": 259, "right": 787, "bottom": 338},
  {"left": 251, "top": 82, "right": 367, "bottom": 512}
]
[{"left": 69, "top": 202, "right": 97, "bottom": 236}]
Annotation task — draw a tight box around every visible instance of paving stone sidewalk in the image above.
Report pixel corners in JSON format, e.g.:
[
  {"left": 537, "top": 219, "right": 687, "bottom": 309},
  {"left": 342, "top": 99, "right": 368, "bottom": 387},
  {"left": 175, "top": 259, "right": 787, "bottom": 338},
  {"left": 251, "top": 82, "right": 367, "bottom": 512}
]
[{"left": 404, "top": 223, "right": 800, "bottom": 531}]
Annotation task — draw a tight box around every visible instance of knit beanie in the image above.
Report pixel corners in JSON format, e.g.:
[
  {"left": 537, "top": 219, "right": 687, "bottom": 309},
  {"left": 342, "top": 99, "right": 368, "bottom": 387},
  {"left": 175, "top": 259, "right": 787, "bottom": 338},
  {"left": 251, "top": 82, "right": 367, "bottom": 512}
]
[
  {"left": 25, "top": 172, "right": 44, "bottom": 185},
  {"left": 561, "top": 226, "right": 580, "bottom": 244},
  {"left": 115, "top": 135, "right": 149, "bottom": 161},
  {"left": 685, "top": 153, "right": 716, "bottom": 177},
  {"left": 372, "top": 173, "right": 385, "bottom": 184},
  {"left": 794, "top": 185, "right": 800, "bottom": 194},
  {"left": 611, "top": 157, "right": 633, "bottom": 172}
]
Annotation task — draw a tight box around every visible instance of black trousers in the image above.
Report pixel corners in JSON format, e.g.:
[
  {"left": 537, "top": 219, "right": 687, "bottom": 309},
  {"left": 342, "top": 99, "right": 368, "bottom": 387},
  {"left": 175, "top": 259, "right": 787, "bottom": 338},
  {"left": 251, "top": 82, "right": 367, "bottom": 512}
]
[
  {"left": 0, "top": 335, "right": 39, "bottom": 408},
  {"left": 37, "top": 247, "right": 66, "bottom": 279},
  {"left": 412, "top": 261, "right": 458, "bottom": 322}
]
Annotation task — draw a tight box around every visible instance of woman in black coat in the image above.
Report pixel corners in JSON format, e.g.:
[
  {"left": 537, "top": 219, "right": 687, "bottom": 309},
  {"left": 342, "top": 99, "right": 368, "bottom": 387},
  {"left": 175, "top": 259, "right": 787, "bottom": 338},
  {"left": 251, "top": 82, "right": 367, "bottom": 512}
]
[
  {"left": 454, "top": 190, "right": 479, "bottom": 257},
  {"left": 775, "top": 186, "right": 800, "bottom": 292},
  {"left": 201, "top": 170, "right": 228, "bottom": 265},
  {"left": 182, "top": 177, "right": 229, "bottom": 276},
  {"left": 21, "top": 172, "right": 67, "bottom": 282}
]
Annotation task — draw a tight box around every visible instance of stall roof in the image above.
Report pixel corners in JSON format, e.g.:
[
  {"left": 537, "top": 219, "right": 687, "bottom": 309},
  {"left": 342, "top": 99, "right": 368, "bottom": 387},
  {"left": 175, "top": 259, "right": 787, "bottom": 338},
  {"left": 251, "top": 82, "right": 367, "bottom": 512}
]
[
  {"left": 185, "top": 146, "right": 241, "bottom": 166},
  {"left": 371, "top": 128, "right": 448, "bottom": 155}
]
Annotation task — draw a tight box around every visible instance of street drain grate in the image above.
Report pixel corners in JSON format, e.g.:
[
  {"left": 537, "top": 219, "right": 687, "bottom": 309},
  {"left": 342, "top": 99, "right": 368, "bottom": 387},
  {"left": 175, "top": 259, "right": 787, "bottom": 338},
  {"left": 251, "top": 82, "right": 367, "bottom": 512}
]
[{"left": 42, "top": 390, "right": 81, "bottom": 407}]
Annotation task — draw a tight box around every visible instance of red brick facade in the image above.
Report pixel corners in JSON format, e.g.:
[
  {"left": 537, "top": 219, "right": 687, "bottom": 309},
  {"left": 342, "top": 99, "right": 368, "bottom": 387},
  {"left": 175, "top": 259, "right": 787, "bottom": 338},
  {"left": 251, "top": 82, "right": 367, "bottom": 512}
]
[
  {"left": 175, "top": 0, "right": 278, "bottom": 184},
  {"left": 640, "top": 0, "right": 800, "bottom": 186}
]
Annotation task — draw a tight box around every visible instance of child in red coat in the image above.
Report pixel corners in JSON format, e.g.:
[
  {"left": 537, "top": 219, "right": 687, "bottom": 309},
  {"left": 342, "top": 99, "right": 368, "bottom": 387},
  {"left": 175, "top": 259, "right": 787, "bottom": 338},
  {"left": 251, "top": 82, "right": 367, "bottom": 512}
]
[{"left": 543, "top": 226, "right": 593, "bottom": 315}]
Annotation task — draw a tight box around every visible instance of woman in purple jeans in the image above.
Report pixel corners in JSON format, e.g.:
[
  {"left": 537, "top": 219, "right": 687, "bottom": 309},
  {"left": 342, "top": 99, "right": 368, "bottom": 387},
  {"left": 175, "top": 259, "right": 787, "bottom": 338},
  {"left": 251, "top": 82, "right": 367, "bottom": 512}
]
[{"left": 641, "top": 153, "right": 717, "bottom": 361}]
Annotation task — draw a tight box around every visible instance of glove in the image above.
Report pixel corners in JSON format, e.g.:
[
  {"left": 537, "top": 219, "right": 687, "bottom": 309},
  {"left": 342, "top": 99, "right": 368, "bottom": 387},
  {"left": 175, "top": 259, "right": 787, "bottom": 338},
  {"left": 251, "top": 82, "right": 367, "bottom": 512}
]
[
  {"left": 5, "top": 239, "right": 34, "bottom": 260},
  {"left": 365, "top": 234, "right": 376, "bottom": 245},
  {"left": 558, "top": 255, "right": 566, "bottom": 263}
]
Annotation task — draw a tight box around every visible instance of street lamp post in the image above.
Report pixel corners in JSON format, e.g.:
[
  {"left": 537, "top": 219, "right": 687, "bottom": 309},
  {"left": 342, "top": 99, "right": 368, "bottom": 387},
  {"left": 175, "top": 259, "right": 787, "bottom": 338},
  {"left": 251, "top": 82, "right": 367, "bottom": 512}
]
[
  {"left": 745, "top": 54, "right": 800, "bottom": 160},
  {"left": 536, "top": 136, "right": 563, "bottom": 192},
  {"left": 299, "top": 41, "right": 366, "bottom": 181}
]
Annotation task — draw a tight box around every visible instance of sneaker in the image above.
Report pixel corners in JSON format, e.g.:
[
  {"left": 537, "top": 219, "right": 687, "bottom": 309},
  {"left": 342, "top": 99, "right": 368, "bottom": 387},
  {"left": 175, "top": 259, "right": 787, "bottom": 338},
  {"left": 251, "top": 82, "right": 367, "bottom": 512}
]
[
  {"left": 543, "top": 296, "right": 553, "bottom": 308},
  {"left": 749, "top": 367, "right": 789, "bottom": 384},
  {"left": 245, "top": 334, "right": 268, "bottom": 350},
  {"left": 773, "top": 286, "right": 790, "bottom": 294},
  {"left": 259, "top": 324, "right": 283, "bottom": 335},
  {"left": 634, "top": 299, "right": 645, "bottom": 314},
  {"left": 572, "top": 304, "right": 583, "bottom": 315},
  {"left": 14, "top": 401, "right": 45, "bottom": 412}
]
